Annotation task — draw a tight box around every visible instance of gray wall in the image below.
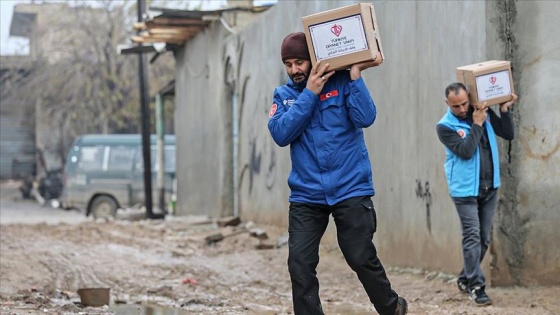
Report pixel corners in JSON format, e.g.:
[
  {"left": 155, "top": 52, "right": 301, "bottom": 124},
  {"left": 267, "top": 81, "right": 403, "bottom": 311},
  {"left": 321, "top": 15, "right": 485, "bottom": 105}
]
[
  {"left": 175, "top": 24, "right": 234, "bottom": 219},
  {"left": 174, "top": 0, "right": 560, "bottom": 285},
  {"left": 0, "top": 114, "right": 36, "bottom": 179},
  {"left": 0, "top": 57, "right": 36, "bottom": 179},
  {"left": 485, "top": 0, "right": 560, "bottom": 286}
]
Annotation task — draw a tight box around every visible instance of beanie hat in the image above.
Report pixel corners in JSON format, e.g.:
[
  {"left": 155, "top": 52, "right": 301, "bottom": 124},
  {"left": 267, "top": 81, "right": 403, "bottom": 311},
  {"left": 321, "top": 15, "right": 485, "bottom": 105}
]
[{"left": 281, "top": 32, "right": 310, "bottom": 62}]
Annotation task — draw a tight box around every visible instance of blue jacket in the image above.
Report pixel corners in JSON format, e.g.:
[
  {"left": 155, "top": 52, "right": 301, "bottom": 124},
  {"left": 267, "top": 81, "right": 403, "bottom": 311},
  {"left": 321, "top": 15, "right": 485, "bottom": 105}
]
[
  {"left": 268, "top": 71, "right": 376, "bottom": 205},
  {"left": 437, "top": 108, "right": 500, "bottom": 197}
]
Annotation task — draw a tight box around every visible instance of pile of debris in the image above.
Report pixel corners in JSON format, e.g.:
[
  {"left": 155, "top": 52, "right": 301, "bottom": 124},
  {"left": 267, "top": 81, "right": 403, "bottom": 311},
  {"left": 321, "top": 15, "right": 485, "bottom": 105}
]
[{"left": 203, "top": 216, "right": 288, "bottom": 250}]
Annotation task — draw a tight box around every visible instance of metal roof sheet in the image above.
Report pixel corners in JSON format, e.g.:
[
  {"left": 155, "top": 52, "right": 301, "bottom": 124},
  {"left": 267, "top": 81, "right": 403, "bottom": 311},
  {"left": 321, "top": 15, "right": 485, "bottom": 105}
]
[{"left": 118, "top": 3, "right": 273, "bottom": 57}]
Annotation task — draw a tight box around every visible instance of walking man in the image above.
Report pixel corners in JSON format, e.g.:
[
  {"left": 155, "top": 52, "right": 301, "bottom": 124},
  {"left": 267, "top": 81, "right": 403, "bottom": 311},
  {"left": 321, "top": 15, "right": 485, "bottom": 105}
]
[
  {"left": 268, "top": 32, "right": 408, "bottom": 315},
  {"left": 436, "top": 82, "right": 516, "bottom": 305}
]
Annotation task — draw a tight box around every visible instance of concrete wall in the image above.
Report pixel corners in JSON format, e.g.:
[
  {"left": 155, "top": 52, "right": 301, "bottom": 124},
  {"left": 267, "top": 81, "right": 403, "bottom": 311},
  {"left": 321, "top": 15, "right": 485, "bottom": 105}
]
[
  {"left": 174, "top": 0, "right": 560, "bottom": 285},
  {"left": 485, "top": 0, "right": 560, "bottom": 286},
  {"left": 0, "top": 56, "right": 36, "bottom": 179},
  {"left": 174, "top": 24, "right": 234, "bottom": 219}
]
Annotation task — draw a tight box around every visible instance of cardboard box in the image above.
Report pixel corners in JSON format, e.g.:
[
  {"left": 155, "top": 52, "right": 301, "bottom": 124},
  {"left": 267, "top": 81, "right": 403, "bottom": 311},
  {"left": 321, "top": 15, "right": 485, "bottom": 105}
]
[
  {"left": 456, "top": 60, "right": 514, "bottom": 107},
  {"left": 302, "top": 3, "right": 384, "bottom": 71}
]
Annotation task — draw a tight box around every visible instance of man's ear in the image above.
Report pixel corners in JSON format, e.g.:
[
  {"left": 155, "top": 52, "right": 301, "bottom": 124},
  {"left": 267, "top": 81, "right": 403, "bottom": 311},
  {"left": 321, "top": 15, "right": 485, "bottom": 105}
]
[{"left": 444, "top": 98, "right": 449, "bottom": 106}]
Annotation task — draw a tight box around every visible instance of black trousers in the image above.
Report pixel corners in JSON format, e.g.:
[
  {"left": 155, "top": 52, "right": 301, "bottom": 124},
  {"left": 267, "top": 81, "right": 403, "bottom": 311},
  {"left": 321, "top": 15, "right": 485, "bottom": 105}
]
[{"left": 288, "top": 196, "right": 398, "bottom": 315}]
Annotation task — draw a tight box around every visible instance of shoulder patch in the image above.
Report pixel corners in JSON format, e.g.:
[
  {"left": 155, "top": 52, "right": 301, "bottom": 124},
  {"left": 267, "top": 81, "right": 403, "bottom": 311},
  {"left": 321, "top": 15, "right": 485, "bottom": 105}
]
[{"left": 269, "top": 103, "right": 277, "bottom": 118}]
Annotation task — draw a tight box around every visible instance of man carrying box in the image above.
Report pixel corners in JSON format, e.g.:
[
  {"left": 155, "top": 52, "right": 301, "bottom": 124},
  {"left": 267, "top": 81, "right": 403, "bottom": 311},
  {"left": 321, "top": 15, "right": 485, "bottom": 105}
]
[
  {"left": 436, "top": 82, "right": 517, "bottom": 306},
  {"left": 268, "top": 32, "right": 407, "bottom": 315}
]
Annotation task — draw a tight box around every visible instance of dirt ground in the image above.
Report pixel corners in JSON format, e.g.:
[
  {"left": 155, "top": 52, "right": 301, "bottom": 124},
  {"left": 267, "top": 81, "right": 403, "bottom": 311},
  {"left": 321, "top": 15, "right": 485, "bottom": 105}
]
[{"left": 1, "top": 181, "right": 559, "bottom": 315}]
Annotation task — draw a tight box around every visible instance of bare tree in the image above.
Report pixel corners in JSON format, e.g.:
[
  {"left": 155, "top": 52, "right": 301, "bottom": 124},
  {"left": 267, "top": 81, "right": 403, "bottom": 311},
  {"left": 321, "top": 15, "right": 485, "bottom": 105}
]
[{"left": 3, "top": 0, "right": 175, "bottom": 168}]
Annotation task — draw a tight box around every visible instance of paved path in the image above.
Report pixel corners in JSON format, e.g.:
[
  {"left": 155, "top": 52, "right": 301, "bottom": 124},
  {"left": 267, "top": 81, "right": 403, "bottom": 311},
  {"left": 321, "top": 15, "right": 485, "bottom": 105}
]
[{"left": 0, "top": 180, "right": 87, "bottom": 225}]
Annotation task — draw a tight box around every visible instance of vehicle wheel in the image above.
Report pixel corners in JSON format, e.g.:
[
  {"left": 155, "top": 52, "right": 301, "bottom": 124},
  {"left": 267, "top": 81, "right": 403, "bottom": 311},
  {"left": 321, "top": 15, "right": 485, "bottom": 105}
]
[{"left": 90, "top": 196, "right": 118, "bottom": 219}]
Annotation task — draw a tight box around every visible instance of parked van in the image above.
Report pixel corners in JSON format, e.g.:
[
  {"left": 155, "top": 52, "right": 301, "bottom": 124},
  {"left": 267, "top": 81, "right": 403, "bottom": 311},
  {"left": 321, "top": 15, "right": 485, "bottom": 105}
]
[{"left": 61, "top": 134, "right": 176, "bottom": 219}]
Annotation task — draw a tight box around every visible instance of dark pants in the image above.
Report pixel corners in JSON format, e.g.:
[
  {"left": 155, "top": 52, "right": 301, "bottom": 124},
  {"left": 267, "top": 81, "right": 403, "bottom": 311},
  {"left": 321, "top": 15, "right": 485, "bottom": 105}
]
[
  {"left": 288, "top": 196, "right": 398, "bottom": 315},
  {"left": 452, "top": 188, "right": 498, "bottom": 290}
]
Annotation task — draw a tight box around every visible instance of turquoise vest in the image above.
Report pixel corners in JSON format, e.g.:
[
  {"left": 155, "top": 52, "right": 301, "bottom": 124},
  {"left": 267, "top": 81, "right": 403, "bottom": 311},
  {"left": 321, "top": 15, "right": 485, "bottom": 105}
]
[{"left": 438, "top": 108, "right": 500, "bottom": 197}]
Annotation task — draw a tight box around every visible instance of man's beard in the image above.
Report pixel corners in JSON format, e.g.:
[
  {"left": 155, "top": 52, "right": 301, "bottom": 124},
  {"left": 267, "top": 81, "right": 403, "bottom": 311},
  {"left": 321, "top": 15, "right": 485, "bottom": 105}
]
[{"left": 290, "top": 72, "right": 308, "bottom": 84}]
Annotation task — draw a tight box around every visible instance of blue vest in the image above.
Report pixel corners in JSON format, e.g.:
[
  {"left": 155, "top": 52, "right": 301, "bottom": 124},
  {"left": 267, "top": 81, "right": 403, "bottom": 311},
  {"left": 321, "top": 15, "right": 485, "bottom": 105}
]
[{"left": 438, "top": 108, "right": 500, "bottom": 197}]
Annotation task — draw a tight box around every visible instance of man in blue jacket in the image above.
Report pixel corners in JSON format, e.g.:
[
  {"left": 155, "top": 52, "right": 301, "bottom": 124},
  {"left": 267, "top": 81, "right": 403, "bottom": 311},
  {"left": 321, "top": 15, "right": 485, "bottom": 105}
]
[
  {"left": 268, "top": 32, "right": 407, "bottom": 315},
  {"left": 436, "top": 82, "right": 516, "bottom": 306}
]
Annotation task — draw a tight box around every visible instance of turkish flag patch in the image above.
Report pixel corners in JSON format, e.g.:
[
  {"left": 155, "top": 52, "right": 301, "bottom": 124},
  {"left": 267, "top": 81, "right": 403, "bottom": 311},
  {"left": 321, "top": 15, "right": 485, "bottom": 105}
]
[
  {"left": 269, "top": 103, "right": 277, "bottom": 118},
  {"left": 320, "top": 90, "right": 339, "bottom": 101}
]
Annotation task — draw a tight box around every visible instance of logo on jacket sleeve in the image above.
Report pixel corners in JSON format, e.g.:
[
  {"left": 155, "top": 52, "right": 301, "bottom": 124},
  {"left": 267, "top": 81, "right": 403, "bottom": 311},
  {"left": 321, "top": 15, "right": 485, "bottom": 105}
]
[
  {"left": 457, "top": 129, "right": 466, "bottom": 138},
  {"left": 269, "top": 103, "right": 277, "bottom": 118},
  {"left": 319, "top": 90, "right": 339, "bottom": 101},
  {"left": 283, "top": 99, "right": 295, "bottom": 106}
]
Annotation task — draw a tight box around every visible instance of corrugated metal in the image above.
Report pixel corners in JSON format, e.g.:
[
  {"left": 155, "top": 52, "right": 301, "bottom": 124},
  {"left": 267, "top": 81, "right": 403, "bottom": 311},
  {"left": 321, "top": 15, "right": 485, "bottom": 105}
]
[{"left": 0, "top": 115, "right": 36, "bottom": 179}]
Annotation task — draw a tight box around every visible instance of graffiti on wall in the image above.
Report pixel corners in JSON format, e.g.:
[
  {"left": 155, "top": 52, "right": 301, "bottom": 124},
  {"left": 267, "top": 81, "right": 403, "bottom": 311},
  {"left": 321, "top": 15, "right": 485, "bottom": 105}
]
[
  {"left": 415, "top": 179, "right": 433, "bottom": 232},
  {"left": 246, "top": 134, "right": 277, "bottom": 192},
  {"left": 239, "top": 86, "right": 278, "bottom": 195}
]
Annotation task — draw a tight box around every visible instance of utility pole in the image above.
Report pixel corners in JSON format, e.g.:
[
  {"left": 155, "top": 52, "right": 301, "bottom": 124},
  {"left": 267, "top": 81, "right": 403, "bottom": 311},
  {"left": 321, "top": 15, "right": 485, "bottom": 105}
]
[
  {"left": 137, "top": 0, "right": 157, "bottom": 219},
  {"left": 155, "top": 93, "right": 165, "bottom": 212}
]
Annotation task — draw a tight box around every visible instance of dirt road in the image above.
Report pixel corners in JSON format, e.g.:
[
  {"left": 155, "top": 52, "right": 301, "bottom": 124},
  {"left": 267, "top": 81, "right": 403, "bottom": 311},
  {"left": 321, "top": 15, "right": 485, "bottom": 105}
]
[{"left": 1, "top": 181, "right": 559, "bottom": 315}]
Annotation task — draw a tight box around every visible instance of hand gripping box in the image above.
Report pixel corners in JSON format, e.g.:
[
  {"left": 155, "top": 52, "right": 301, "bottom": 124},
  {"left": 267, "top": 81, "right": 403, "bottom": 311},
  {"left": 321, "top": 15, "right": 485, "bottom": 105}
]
[
  {"left": 456, "top": 60, "right": 514, "bottom": 107},
  {"left": 302, "top": 3, "right": 384, "bottom": 71}
]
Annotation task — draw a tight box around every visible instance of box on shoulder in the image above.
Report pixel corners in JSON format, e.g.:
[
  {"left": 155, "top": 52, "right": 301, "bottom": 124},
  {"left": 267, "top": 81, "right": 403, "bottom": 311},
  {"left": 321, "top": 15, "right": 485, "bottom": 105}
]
[
  {"left": 456, "top": 60, "right": 514, "bottom": 107},
  {"left": 302, "top": 3, "right": 384, "bottom": 71}
]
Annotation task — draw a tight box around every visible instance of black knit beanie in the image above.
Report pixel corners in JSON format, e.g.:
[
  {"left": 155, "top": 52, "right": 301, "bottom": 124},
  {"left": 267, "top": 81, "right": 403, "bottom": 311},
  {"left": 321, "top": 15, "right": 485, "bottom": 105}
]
[{"left": 281, "top": 32, "right": 310, "bottom": 62}]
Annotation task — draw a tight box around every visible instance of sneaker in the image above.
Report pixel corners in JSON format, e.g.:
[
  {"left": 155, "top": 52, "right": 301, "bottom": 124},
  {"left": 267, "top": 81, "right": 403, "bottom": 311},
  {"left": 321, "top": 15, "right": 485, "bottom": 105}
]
[
  {"left": 394, "top": 296, "right": 408, "bottom": 315},
  {"left": 469, "top": 286, "right": 492, "bottom": 306},
  {"left": 457, "top": 279, "right": 468, "bottom": 293}
]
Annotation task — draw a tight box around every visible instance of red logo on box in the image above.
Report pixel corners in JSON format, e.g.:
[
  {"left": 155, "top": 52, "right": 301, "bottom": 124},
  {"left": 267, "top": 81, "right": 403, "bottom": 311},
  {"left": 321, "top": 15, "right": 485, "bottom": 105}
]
[
  {"left": 489, "top": 76, "right": 497, "bottom": 85},
  {"left": 331, "top": 24, "right": 342, "bottom": 37},
  {"left": 320, "top": 90, "right": 339, "bottom": 101}
]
